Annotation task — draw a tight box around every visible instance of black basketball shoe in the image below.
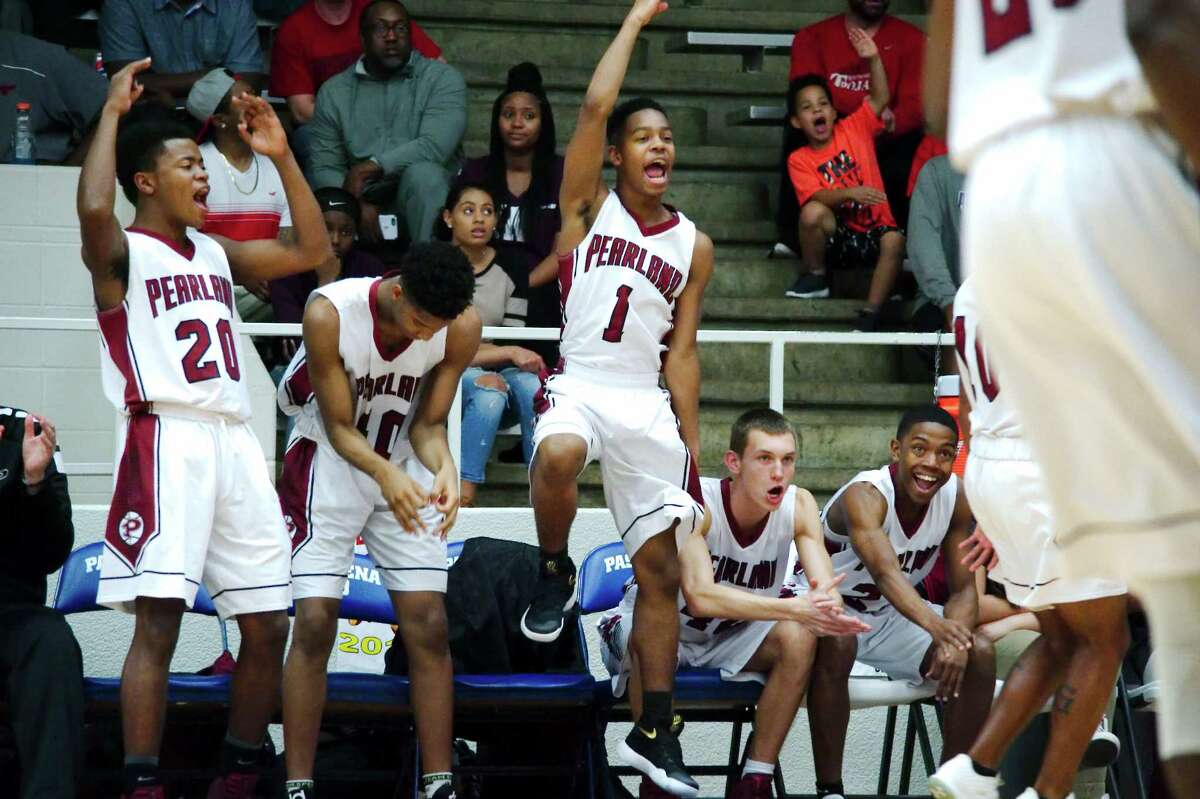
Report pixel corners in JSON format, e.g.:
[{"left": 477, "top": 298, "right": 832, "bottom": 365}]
[
  {"left": 618, "top": 725, "right": 699, "bottom": 798},
  {"left": 520, "top": 557, "right": 577, "bottom": 642}
]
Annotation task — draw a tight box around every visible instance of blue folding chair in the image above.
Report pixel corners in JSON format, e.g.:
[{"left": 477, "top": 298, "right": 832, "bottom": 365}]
[
  {"left": 579, "top": 540, "right": 764, "bottom": 796},
  {"left": 53, "top": 542, "right": 233, "bottom": 707}
]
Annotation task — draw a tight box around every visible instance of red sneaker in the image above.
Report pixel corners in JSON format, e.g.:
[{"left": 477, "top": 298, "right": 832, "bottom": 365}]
[
  {"left": 207, "top": 771, "right": 259, "bottom": 799},
  {"left": 638, "top": 776, "right": 676, "bottom": 798},
  {"left": 122, "top": 787, "right": 165, "bottom": 799},
  {"left": 728, "top": 773, "right": 773, "bottom": 799}
]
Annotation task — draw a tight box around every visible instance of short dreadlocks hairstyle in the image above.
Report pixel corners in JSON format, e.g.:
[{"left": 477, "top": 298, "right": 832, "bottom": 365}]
[{"left": 397, "top": 241, "right": 475, "bottom": 320}]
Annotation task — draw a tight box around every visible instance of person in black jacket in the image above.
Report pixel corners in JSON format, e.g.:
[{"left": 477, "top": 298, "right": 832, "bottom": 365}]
[{"left": 0, "top": 406, "right": 81, "bottom": 799}]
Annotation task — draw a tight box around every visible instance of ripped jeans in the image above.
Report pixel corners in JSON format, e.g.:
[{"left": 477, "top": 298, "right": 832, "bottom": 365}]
[{"left": 459, "top": 366, "right": 540, "bottom": 484}]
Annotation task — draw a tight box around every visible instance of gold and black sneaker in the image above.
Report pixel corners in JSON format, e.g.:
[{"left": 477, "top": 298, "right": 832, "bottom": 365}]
[{"left": 520, "top": 557, "right": 577, "bottom": 642}]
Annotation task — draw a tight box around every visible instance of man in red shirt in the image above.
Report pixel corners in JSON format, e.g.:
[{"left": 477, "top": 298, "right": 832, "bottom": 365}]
[
  {"left": 270, "top": 0, "right": 443, "bottom": 164},
  {"left": 784, "top": 28, "right": 904, "bottom": 332},
  {"left": 776, "top": 0, "right": 925, "bottom": 255}
]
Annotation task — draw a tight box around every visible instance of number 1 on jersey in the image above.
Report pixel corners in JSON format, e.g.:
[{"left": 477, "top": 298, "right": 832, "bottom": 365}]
[{"left": 602, "top": 285, "right": 633, "bottom": 343}]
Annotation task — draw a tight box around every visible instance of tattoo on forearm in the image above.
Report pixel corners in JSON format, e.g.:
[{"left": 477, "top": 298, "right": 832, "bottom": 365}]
[{"left": 1053, "top": 683, "right": 1078, "bottom": 716}]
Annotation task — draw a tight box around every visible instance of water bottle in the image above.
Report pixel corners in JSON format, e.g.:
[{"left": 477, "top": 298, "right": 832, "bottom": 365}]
[
  {"left": 94, "top": 51, "right": 107, "bottom": 77},
  {"left": 12, "top": 102, "right": 34, "bottom": 164}
]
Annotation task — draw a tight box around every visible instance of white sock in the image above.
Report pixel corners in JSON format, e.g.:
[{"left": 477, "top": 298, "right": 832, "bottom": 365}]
[{"left": 743, "top": 758, "right": 774, "bottom": 778}]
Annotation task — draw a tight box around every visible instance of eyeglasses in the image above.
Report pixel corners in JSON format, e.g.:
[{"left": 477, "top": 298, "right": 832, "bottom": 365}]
[{"left": 367, "top": 21, "right": 409, "bottom": 37}]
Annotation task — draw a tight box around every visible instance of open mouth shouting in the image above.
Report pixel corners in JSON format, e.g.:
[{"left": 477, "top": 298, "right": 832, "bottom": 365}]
[
  {"left": 811, "top": 113, "right": 830, "bottom": 138},
  {"left": 766, "top": 484, "right": 786, "bottom": 506},
  {"left": 194, "top": 186, "right": 210, "bottom": 214},
  {"left": 911, "top": 471, "right": 942, "bottom": 498},
  {"left": 644, "top": 159, "right": 669, "bottom": 187}
]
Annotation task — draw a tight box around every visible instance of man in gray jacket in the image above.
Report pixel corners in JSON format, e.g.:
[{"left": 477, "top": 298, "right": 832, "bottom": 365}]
[
  {"left": 908, "top": 154, "right": 966, "bottom": 331},
  {"left": 309, "top": 0, "right": 465, "bottom": 243}
]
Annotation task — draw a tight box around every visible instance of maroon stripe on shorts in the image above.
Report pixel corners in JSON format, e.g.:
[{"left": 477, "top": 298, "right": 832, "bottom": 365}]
[
  {"left": 104, "top": 414, "right": 160, "bottom": 570},
  {"left": 97, "top": 302, "right": 145, "bottom": 410},
  {"left": 278, "top": 436, "right": 318, "bottom": 552}
]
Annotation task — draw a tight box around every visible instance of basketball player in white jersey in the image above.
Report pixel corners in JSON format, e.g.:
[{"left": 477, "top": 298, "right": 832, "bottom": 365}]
[
  {"left": 519, "top": 1, "right": 714, "bottom": 794},
  {"left": 599, "top": 409, "right": 869, "bottom": 799},
  {"left": 928, "top": 277, "right": 1128, "bottom": 799},
  {"left": 275, "top": 243, "right": 479, "bottom": 799},
  {"left": 796, "top": 407, "right": 995, "bottom": 786},
  {"left": 76, "top": 60, "right": 331, "bottom": 799},
  {"left": 926, "top": 1, "right": 1200, "bottom": 791}
]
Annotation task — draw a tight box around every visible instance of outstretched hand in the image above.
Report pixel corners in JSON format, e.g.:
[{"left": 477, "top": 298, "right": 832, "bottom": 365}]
[
  {"left": 232, "top": 93, "right": 289, "bottom": 160},
  {"left": 849, "top": 27, "right": 879, "bottom": 59},
  {"left": 627, "top": 0, "right": 669, "bottom": 27},
  {"left": 104, "top": 58, "right": 151, "bottom": 117}
]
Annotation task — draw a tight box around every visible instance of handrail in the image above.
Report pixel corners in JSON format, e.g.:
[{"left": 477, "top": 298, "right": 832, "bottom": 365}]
[{"left": 1, "top": 316, "right": 954, "bottom": 474}]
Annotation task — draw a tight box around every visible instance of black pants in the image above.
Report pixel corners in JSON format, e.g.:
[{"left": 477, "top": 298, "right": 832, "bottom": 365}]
[{"left": 0, "top": 605, "right": 83, "bottom": 799}]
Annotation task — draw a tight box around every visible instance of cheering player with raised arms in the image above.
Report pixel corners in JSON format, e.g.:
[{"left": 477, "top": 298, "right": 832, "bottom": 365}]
[
  {"left": 518, "top": 0, "right": 713, "bottom": 794},
  {"left": 77, "top": 59, "right": 330, "bottom": 798},
  {"left": 926, "top": 1, "right": 1200, "bottom": 792},
  {"left": 276, "top": 244, "right": 480, "bottom": 799}
]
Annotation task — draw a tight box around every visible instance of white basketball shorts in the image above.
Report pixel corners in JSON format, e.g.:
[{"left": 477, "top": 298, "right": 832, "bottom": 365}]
[
  {"left": 851, "top": 602, "right": 945, "bottom": 687},
  {"left": 966, "top": 436, "right": 1125, "bottom": 609},
  {"left": 279, "top": 434, "right": 447, "bottom": 598},
  {"left": 967, "top": 115, "right": 1200, "bottom": 582},
  {"left": 598, "top": 584, "right": 775, "bottom": 697},
  {"left": 98, "top": 406, "right": 292, "bottom": 619},
  {"left": 532, "top": 366, "right": 704, "bottom": 559}
]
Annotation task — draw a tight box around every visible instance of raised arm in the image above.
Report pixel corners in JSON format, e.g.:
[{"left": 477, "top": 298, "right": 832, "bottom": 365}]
[
  {"left": 558, "top": 0, "right": 668, "bottom": 253},
  {"left": 849, "top": 28, "right": 891, "bottom": 117},
  {"left": 408, "top": 308, "right": 483, "bottom": 535},
  {"left": 209, "top": 94, "right": 331, "bottom": 283},
  {"left": 77, "top": 59, "right": 150, "bottom": 311},
  {"left": 923, "top": 0, "right": 955, "bottom": 138},
  {"left": 679, "top": 511, "right": 868, "bottom": 635},
  {"left": 662, "top": 231, "right": 712, "bottom": 459}
]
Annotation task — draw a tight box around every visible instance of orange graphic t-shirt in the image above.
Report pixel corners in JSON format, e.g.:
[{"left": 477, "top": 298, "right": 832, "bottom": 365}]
[{"left": 787, "top": 100, "right": 897, "bottom": 232}]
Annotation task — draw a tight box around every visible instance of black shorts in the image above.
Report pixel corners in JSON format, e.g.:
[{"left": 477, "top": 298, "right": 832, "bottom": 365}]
[{"left": 827, "top": 223, "right": 900, "bottom": 270}]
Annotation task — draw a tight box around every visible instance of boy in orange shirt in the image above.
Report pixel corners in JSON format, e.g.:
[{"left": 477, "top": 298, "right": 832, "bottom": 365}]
[{"left": 785, "top": 27, "right": 905, "bottom": 331}]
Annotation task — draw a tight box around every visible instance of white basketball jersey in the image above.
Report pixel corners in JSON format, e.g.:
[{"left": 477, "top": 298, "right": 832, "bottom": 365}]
[
  {"left": 953, "top": 277, "right": 1022, "bottom": 439},
  {"left": 278, "top": 277, "right": 446, "bottom": 463},
  {"left": 676, "top": 476, "right": 797, "bottom": 644},
  {"left": 948, "top": 0, "right": 1155, "bottom": 169},
  {"left": 821, "top": 465, "right": 957, "bottom": 615},
  {"left": 97, "top": 228, "right": 251, "bottom": 419},
  {"left": 558, "top": 191, "right": 696, "bottom": 376}
]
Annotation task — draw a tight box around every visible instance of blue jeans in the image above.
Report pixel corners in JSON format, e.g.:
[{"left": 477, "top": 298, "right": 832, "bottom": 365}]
[{"left": 459, "top": 366, "right": 540, "bottom": 484}]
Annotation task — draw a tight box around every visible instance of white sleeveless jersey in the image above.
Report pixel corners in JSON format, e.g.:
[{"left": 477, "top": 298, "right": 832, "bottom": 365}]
[
  {"left": 676, "top": 476, "right": 797, "bottom": 644},
  {"left": 97, "top": 229, "right": 250, "bottom": 419},
  {"left": 953, "top": 277, "right": 1021, "bottom": 439},
  {"left": 948, "top": 0, "right": 1155, "bottom": 169},
  {"left": 821, "top": 465, "right": 957, "bottom": 615},
  {"left": 558, "top": 191, "right": 696, "bottom": 376},
  {"left": 277, "top": 277, "right": 446, "bottom": 463}
]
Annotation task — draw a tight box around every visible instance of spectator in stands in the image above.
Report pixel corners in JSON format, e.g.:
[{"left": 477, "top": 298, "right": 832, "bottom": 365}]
[
  {"left": 0, "top": 407, "right": 81, "bottom": 799},
  {"left": 186, "top": 69, "right": 292, "bottom": 324},
  {"left": 907, "top": 154, "right": 965, "bottom": 333},
  {"left": 776, "top": 0, "right": 925, "bottom": 255},
  {"left": 457, "top": 61, "right": 564, "bottom": 367},
  {"left": 99, "top": 0, "right": 266, "bottom": 101},
  {"left": 270, "top": 186, "right": 384, "bottom": 356},
  {"left": 785, "top": 30, "right": 904, "bottom": 332},
  {"left": 270, "top": 0, "right": 443, "bottom": 169},
  {"left": 0, "top": 31, "right": 107, "bottom": 165},
  {"left": 441, "top": 183, "right": 542, "bottom": 507},
  {"left": 309, "top": 0, "right": 465, "bottom": 245}
]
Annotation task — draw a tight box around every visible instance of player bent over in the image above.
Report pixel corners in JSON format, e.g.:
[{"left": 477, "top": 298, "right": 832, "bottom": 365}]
[
  {"left": 927, "top": 277, "right": 1129, "bottom": 799},
  {"left": 795, "top": 407, "right": 996, "bottom": 799},
  {"left": 520, "top": 1, "right": 714, "bottom": 795},
  {"left": 78, "top": 59, "right": 331, "bottom": 798},
  {"left": 276, "top": 245, "right": 480, "bottom": 799},
  {"left": 600, "top": 409, "right": 869, "bottom": 799}
]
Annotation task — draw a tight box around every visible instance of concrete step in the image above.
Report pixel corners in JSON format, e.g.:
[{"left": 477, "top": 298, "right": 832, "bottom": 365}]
[
  {"left": 703, "top": 296, "right": 862, "bottom": 328},
  {"left": 701, "top": 380, "right": 931, "bottom": 408},
  {"left": 471, "top": 462, "right": 864, "bottom": 508},
  {"left": 696, "top": 337, "right": 901, "bottom": 384}
]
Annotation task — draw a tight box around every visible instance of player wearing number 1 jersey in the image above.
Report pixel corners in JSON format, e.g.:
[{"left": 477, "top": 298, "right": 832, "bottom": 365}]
[
  {"left": 77, "top": 60, "right": 331, "bottom": 799},
  {"left": 519, "top": 1, "right": 713, "bottom": 795},
  {"left": 926, "top": 0, "right": 1200, "bottom": 791},
  {"left": 276, "top": 244, "right": 478, "bottom": 799}
]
